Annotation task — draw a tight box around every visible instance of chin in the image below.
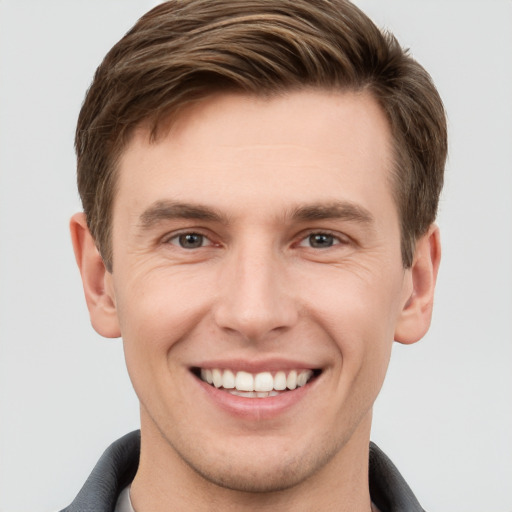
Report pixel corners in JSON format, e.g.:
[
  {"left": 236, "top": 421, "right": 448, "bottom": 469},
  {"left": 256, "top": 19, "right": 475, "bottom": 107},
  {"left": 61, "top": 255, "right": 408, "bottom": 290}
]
[
  {"left": 190, "top": 458, "right": 312, "bottom": 493},
  {"left": 174, "top": 436, "right": 341, "bottom": 494}
]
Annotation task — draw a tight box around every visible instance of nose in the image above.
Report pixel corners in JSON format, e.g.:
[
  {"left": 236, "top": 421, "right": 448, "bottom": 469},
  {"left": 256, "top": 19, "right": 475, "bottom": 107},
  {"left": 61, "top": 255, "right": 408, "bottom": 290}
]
[{"left": 212, "top": 240, "right": 298, "bottom": 342}]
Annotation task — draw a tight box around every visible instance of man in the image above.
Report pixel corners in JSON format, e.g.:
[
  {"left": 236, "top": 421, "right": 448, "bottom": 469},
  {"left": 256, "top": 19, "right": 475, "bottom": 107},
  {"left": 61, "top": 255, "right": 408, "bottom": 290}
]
[{"left": 63, "top": 0, "right": 446, "bottom": 510}]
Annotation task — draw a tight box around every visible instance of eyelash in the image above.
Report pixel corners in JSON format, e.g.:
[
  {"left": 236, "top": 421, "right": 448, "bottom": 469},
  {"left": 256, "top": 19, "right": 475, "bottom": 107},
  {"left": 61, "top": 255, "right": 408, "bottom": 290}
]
[
  {"left": 165, "top": 231, "right": 214, "bottom": 249},
  {"left": 164, "top": 230, "right": 349, "bottom": 250},
  {"left": 296, "top": 231, "right": 348, "bottom": 249}
]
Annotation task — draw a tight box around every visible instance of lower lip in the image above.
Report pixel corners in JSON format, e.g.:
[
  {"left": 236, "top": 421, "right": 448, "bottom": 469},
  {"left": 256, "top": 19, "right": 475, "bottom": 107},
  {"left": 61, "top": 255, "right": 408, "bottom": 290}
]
[{"left": 194, "top": 374, "right": 318, "bottom": 420}]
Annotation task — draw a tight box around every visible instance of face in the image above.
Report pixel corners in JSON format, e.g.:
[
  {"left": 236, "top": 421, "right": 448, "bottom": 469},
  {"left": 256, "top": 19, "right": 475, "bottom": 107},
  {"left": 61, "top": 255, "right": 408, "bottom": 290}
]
[{"left": 84, "top": 90, "right": 429, "bottom": 492}]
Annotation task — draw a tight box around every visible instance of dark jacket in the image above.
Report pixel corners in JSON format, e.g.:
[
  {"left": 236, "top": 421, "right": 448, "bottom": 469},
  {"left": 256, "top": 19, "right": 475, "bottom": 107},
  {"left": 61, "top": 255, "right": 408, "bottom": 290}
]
[{"left": 60, "top": 430, "right": 425, "bottom": 512}]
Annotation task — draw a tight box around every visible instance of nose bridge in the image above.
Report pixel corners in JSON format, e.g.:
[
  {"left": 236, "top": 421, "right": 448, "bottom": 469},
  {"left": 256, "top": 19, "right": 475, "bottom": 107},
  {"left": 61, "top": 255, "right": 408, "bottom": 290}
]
[{"left": 213, "top": 234, "right": 297, "bottom": 341}]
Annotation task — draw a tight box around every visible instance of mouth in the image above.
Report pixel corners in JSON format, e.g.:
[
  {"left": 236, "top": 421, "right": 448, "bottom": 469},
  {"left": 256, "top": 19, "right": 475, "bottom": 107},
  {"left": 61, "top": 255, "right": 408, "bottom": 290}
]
[{"left": 192, "top": 367, "right": 321, "bottom": 398}]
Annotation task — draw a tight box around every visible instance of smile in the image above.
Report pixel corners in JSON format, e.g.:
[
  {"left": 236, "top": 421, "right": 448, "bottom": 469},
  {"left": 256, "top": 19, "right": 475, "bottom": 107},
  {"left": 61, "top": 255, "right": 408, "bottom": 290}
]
[{"left": 196, "top": 368, "right": 318, "bottom": 398}]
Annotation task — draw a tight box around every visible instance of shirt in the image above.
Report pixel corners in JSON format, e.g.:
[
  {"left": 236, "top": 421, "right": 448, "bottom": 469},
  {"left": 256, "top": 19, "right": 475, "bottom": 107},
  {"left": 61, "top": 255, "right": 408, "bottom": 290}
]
[
  {"left": 114, "top": 485, "right": 134, "bottom": 512},
  {"left": 60, "top": 430, "right": 425, "bottom": 512}
]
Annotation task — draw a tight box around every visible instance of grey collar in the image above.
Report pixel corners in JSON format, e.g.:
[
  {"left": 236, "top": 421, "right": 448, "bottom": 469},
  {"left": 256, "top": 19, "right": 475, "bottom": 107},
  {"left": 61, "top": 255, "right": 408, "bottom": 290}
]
[{"left": 61, "top": 430, "right": 425, "bottom": 512}]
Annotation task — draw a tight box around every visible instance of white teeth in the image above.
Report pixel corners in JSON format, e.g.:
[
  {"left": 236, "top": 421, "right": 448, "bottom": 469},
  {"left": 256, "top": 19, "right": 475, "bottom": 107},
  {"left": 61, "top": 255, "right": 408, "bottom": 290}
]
[
  {"left": 287, "top": 370, "right": 297, "bottom": 390},
  {"left": 235, "top": 371, "right": 254, "bottom": 392},
  {"left": 228, "top": 390, "right": 281, "bottom": 398},
  {"left": 212, "top": 368, "right": 223, "bottom": 388},
  {"left": 199, "top": 368, "right": 316, "bottom": 394},
  {"left": 254, "top": 372, "right": 273, "bottom": 392},
  {"left": 274, "top": 371, "right": 287, "bottom": 390},
  {"left": 222, "top": 369, "right": 235, "bottom": 389},
  {"left": 297, "top": 370, "right": 313, "bottom": 387},
  {"left": 229, "top": 390, "right": 247, "bottom": 397},
  {"left": 201, "top": 368, "right": 213, "bottom": 384}
]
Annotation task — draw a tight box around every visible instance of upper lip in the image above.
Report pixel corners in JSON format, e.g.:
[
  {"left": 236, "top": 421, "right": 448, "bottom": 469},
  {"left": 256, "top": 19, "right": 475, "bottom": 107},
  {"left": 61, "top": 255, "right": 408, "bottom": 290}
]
[{"left": 190, "top": 358, "right": 321, "bottom": 373}]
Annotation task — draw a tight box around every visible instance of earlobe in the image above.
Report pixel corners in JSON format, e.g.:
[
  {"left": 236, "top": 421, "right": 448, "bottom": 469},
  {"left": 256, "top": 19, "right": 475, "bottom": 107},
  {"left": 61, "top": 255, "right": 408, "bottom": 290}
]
[
  {"left": 70, "top": 213, "right": 121, "bottom": 338},
  {"left": 394, "top": 224, "right": 441, "bottom": 345}
]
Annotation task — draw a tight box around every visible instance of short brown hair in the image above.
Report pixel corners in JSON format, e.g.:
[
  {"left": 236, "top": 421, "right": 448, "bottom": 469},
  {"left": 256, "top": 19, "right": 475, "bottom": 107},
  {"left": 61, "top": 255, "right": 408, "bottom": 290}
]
[{"left": 76, "top": 0, "right": 447, "bottom": 270}]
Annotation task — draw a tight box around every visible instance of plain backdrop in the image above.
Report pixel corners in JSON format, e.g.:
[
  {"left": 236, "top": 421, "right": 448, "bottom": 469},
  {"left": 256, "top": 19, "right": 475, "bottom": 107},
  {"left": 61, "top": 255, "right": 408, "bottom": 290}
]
[{"left": 0, "top": 1, "right": 511, "bottom": 511}]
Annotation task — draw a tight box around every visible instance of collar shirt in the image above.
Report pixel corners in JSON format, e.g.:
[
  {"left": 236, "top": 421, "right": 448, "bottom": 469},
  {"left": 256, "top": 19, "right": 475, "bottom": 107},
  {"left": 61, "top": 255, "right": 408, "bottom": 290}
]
[
  {"left": 114, "top": 486, "right": 134, "bottom": 512},
  {"left": 59, "top": 430, "right": 425, "bottom": 512}
]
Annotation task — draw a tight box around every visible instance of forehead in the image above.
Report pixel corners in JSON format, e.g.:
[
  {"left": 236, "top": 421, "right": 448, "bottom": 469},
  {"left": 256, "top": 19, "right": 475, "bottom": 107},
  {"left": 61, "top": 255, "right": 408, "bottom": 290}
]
[{"left": 114, "top": 89, "right": 396, "bottom": 224}]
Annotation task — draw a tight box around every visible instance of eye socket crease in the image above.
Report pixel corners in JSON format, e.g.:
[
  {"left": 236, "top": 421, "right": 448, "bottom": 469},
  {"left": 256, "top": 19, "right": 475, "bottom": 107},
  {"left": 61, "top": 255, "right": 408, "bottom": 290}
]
[{"left": 139, "top": 199, "right": 373, "bottom": 253}]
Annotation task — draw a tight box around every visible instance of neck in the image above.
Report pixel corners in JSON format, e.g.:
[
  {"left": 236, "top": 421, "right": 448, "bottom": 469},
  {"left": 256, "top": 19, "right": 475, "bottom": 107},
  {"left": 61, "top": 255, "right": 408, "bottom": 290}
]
[{"left": 130, "top": 409, "right": 374, "bottom": 512}]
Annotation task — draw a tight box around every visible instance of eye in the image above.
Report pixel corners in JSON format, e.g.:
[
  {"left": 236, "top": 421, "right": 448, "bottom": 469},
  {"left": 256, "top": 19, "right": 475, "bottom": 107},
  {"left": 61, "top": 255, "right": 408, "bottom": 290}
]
[
  {"left": 168, "top": 232, "right": 210, "bottom": 249},
  {"left": 298, "top": 232, "right": 344, "bottom": 249}
]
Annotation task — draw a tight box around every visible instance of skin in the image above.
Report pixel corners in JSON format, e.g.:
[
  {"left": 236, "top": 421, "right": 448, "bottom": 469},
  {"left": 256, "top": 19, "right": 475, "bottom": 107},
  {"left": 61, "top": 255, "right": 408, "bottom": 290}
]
[{"left": 71, "top": 89, "right": 440, "bottom": 511}]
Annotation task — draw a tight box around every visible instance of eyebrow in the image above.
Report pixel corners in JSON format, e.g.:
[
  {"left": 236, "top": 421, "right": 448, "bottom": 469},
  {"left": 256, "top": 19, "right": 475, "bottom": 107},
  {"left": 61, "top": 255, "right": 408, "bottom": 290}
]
[
  {"left": 290, "top": 201, "right": 375, "bottom": 225},
  {"left": 138, "top": 199, "right": 375, "bottom": 229},
  {"left": 139, "top": 200, "right": 227, "bottom": 228}
]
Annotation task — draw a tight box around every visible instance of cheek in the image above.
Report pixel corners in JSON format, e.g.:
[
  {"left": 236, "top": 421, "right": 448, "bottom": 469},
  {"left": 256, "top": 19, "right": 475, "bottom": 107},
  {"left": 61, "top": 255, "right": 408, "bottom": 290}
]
[
  {"left": 309, "top": 278, "right": 398, "bottom": 427},
  {"left": 304, "top": 264, "right": 403, "bottom": 331},
  {"left": 113, "top": 268, "right": 215, "bottom": 368},
  {"left": 301, "top": 266, "right": 402, "bottom": 380}
]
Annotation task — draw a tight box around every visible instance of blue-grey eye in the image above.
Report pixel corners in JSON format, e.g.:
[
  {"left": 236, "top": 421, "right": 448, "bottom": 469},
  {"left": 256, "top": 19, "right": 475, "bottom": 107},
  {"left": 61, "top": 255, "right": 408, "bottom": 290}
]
[
  {"left": 178, "top": 233, "right": 204, "bottom": 248},
  {"left": 308, "top": 233, "right": 335, "bottom": 248}
]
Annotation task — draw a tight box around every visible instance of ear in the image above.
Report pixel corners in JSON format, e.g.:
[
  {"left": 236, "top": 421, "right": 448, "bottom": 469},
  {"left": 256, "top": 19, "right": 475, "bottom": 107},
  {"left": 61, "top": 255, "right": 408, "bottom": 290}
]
[
  {"left": 70, "top": 212, "right": 121, "bottom": 338},
  {"left": 394, "top": 224, "right": 441, "bottom": 345}
]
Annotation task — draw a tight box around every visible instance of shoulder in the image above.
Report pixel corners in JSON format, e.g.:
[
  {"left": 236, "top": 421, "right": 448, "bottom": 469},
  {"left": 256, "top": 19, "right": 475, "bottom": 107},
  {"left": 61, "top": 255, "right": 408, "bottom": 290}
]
[
  {"left": 59, "top": 431, "right": 140, "bottom": 512},
  {"left": 369, "top": 443, "right": 425, "bottom": 512}
]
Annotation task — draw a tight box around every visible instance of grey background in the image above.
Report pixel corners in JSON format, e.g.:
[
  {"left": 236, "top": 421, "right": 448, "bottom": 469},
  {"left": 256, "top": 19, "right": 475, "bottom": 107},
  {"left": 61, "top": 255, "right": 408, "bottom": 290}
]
[{"left": 0, "top": 1, "right": 511, "bottom": 511}]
